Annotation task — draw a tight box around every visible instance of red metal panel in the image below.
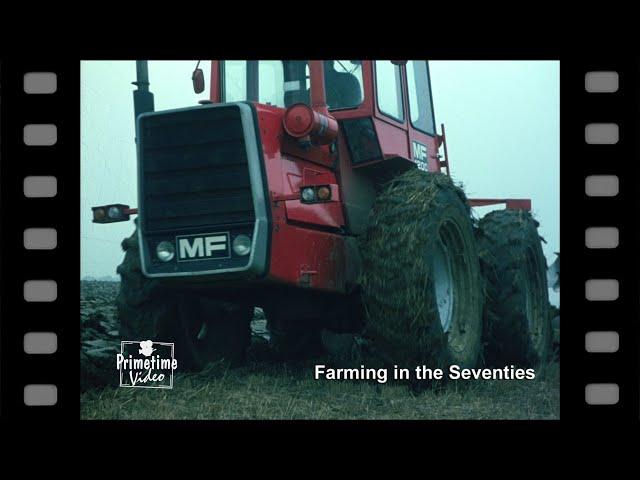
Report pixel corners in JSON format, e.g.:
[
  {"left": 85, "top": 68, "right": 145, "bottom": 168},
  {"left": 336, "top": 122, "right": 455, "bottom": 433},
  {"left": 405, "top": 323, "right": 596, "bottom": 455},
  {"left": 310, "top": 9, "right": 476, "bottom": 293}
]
[
  {"left": 268, "top": 221, "right": 347, "bottom": 292},
  {"left": 505, "top": 199, "right": 532, "bottom": 210},
  {"left": 284, "top": 200, "right": 345, "bottom": 229},
  {"left": 280, "top": 135, "right": 335, "bottom": 168},
  {"left": 308, "top": 61, "right": 329, "bottom": 116},
  {"left": 209, "top": 60, "right": 220, "bottom": 103},
  {"left": 253, "top": 104, "right": 350, "bottom": 292},
  {"left": 277, "top": 153, "right": 345, "bottom": 228},
  {"left": 409, "top": 128, "right": 441, "bottom": 172},
  {"left": 373, "top": 117, "right": 410, "bottom": 159},
  {"left": 469, "top": 198, "right": 532, "bottom": 210}
]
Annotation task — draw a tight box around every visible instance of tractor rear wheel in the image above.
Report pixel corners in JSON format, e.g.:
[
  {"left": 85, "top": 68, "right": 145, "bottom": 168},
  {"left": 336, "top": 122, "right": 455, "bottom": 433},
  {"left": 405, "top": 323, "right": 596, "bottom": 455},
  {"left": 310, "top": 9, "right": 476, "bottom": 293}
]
[
  {"left": 115, "top": 228, "right": 251, "bottom": 370},
  {"left": 477, "top": 209, "right": 551, "bottom": 366},
  {"left": 360, "top": 170, "right": 484, "bottom": 370}
]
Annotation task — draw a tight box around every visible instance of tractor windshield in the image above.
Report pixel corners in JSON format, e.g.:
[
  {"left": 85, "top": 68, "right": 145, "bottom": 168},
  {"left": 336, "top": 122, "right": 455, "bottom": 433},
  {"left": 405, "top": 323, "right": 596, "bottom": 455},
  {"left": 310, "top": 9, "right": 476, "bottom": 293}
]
[{"left": 221, "top": 60, "right": 363, "bottom": 110}]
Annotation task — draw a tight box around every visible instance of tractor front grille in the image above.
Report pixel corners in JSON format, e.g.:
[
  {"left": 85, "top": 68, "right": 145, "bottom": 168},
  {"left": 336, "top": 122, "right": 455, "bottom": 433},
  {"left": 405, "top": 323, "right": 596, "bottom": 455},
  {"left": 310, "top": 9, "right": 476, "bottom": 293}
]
[
  {"left": 136, "top": 103, "right": 269, "bottom": 279},
  {"left": 139, "top": 105, "right": 255, "bottom": 233}
]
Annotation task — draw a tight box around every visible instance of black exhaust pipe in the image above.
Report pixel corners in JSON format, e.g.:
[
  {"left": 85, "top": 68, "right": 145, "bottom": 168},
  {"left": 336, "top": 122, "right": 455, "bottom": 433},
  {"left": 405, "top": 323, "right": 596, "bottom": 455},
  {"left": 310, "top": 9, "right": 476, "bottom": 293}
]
[{"left": 132, "top": 60, "right": 154, "bottom": 121}]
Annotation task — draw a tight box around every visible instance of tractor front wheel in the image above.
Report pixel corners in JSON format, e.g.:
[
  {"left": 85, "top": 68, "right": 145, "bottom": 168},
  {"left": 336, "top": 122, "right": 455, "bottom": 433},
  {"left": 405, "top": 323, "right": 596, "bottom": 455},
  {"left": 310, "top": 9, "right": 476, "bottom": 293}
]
[{"left": 360, "top": 170, "right": 484, "bottom": 370}]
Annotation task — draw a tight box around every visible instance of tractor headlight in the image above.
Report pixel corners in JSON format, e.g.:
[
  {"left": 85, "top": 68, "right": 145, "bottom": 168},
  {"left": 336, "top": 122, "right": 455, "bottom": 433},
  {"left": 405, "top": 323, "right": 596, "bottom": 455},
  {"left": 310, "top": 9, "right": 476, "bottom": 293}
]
[
  {"left": 108, "top": 206, "right": 122, "bottom": 219},
  {"left": 316, "top": 185, "right": 332, "bottom": 201},
  {"left": 156, "top": 241, "right": 175, "bottom": 262},
  {"left": 301, "top": 187, "right": 316, "bottom": 203},
  {"left": 93, "top": 207, "right": 106, "bottom": 221},
  {"left": 91, "top": 203, "right": 131, "bottom": 224},
  {"left": 232, "top": 234, "right": 251, "bottom": 256}
]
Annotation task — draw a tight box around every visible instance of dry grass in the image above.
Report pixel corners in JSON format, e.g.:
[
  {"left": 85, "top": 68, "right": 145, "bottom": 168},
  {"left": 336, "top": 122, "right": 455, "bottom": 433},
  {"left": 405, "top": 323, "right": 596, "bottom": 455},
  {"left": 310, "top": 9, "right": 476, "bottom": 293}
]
[
  {"left": 80, "top": 280, "right": 559, "bottom": 421},
  {"left": 81, "top": 358, "right": 559, "bottom": 420}
]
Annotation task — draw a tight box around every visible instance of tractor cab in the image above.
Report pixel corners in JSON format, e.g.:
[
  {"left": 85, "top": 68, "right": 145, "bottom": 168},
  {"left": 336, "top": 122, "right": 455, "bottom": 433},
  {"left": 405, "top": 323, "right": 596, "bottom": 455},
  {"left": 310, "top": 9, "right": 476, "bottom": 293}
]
[
  {"left": 205, "top": 60, "right": 447, "bottom": 175},
  {"left": 197, "top": 60, "right": 449, "bottom": 238}
]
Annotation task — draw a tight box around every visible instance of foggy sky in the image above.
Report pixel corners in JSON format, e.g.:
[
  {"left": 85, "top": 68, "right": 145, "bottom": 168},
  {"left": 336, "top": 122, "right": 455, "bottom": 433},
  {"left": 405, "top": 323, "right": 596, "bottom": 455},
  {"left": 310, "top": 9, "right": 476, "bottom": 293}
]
[{"left": 80, "top": 60, "right": 559, "bottom": 305}]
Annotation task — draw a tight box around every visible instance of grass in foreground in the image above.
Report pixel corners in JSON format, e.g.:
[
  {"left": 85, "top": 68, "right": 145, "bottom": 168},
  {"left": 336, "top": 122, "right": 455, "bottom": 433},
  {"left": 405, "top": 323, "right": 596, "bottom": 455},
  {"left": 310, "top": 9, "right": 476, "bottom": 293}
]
[{"left": 81, "top": 359, "right": 559, "bottom": 420}]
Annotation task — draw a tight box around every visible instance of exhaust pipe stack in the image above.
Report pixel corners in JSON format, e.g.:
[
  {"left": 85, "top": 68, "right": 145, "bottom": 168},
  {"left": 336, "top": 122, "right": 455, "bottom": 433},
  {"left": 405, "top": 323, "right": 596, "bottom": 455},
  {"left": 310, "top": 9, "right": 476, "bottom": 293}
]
[{"left": 132, "top": 60, "right": 154, "bottom": 122}]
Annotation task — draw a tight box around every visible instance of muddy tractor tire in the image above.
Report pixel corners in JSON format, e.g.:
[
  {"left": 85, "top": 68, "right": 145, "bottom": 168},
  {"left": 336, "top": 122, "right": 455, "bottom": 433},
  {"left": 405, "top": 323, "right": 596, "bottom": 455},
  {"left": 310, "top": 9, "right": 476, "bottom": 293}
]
[
  {"left": 116, "top": 228, "right": 252, "bottom": 370},
  {"left": 360, "top": 170, "right": 484, "bottom": 370},
  {"left": 477, "top": 209, "right": 551, "bottom": 366}
]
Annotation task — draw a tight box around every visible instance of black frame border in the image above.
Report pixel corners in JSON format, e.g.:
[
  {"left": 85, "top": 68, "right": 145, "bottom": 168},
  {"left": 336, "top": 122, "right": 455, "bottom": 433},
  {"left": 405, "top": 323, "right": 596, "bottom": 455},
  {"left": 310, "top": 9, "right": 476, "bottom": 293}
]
[{"left": 0, "top": 53, "right": 638, "bottom": 429}]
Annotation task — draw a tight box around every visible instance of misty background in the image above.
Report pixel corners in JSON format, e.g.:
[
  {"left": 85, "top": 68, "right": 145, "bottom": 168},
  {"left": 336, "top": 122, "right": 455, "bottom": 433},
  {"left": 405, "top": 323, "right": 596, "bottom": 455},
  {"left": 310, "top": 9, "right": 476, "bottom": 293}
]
[{"left": 80, "top": 60, "right": 559, "bottom": 306}]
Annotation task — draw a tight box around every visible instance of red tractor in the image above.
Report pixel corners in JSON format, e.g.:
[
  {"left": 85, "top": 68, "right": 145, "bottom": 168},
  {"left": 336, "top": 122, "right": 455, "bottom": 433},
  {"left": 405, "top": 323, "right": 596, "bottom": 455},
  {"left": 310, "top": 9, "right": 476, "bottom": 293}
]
[{"left": 93, "top": 60, "right": 551, "bottom": 370}]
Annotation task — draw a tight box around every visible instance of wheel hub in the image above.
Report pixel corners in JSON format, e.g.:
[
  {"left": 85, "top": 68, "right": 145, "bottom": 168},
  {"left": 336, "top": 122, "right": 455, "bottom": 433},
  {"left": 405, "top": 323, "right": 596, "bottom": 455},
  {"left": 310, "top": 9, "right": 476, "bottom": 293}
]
[{"left": 433, "top": 238, "right": 454, "bottom": 332}]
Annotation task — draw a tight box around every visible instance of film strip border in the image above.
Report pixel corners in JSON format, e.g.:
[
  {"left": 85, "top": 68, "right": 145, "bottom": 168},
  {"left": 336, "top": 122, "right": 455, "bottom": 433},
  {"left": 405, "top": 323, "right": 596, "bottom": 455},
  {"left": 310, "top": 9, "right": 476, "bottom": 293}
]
[
  {"left": 1, "top": 59, "right": 80, "bottom": 419},
  {"left": 566, "top": 57, "right": 639, "bottom": 420},
  {"left": 0, "top": 57, "right": 638, "bottom": 422}
]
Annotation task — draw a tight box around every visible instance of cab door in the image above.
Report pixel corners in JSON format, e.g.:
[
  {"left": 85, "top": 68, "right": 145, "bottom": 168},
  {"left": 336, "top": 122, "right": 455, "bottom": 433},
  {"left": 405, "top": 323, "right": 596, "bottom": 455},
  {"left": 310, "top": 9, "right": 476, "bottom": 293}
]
[
  {"left": 372, "top": 60, "right": 410, "bottom": 160},
  {"left": 404, "top": 60, "right": 441, "bottom": 173}
]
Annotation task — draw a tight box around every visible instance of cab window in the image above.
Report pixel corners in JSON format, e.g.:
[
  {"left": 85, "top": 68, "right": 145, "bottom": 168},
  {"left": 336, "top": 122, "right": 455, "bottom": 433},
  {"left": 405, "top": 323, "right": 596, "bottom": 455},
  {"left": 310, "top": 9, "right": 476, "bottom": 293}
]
[
  {"left": 258, "top": 60, "right": 285, "bottom": 106},
  {"left": 222, "top": 60, "right": 364, "bottom": 111},
  {"left": 222, "top": 60, "right": 309, "bottom": 108},
  {"left": 323, "top": 60, "right": 364, "bottom": 110},
  {"left": 222, "top": 60, "right": 248, "bottom": 103},
  {"left": 407, "top": 61, "right": 436, "bottom": 134},
  {"left": 375, "top": 61, "right": 404, "bottom": 122}
]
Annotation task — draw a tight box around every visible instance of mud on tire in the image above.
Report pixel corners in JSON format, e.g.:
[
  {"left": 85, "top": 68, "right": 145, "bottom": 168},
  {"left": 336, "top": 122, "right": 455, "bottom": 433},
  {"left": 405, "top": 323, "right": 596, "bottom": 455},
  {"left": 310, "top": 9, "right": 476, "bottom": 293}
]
[
  {"left": 477, "top": 209, "right": 551, "bottom": 366},
  {"left": 360, "top": 170, "right": 484, "bottom": 370},
  {"left": 116, "top": 228, "right": 251, "bottom": 370}
]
